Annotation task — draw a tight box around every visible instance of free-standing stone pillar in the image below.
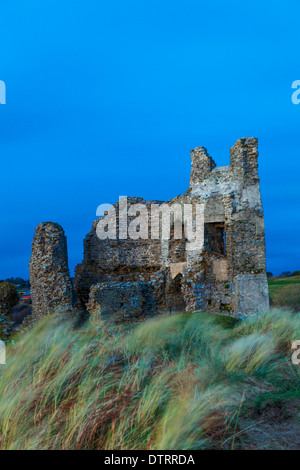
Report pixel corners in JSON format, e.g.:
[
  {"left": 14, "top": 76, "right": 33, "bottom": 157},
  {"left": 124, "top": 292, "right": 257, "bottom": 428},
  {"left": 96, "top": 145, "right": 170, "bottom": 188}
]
[{"left": 29, "top": 222, "right": 73, "bottom": 317}]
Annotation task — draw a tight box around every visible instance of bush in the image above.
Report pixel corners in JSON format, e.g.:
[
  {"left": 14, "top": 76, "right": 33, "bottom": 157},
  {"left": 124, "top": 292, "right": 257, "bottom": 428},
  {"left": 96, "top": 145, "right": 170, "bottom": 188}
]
[
  {"left": 280, "top": 271, "right": 292, "bottom": 278},
  {"left": 0, "top": 282, "right": 19, "bottom": 314},
  {"left": 10, "top": 304, "right": 32, "bottom": 325}
]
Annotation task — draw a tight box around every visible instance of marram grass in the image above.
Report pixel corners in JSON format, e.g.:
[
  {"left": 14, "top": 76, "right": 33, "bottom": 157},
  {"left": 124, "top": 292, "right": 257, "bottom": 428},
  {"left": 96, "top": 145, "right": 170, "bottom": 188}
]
[{"left": 0, "top": 309, "right": 299, "bottom": 450}]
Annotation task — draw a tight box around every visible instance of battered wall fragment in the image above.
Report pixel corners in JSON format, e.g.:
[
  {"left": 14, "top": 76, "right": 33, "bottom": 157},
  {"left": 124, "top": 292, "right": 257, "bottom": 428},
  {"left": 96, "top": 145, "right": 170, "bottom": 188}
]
[
  {"left": 74, "top": 198, "right": 165, "bottom": 309},
  {"left": 234, "top": 274, "right": 270, "bottom": 315},
  {"left": 29, "top": 222, "right": 73, "bottom": 317},
  {"left": 87, "top": 276, "right": 165, "bottom": 322}
]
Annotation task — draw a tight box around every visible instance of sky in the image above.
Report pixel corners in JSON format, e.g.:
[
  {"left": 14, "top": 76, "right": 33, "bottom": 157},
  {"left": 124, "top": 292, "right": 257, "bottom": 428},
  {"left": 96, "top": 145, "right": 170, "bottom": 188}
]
[{"left": 0, "top": 0, "right": 300, "bottom": 279}]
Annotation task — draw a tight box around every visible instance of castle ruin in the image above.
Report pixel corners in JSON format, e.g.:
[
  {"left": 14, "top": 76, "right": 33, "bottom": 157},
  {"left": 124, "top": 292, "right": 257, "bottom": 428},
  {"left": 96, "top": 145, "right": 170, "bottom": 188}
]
[{"left": 30, "top": 137, "right": 270, "bottom": 320}]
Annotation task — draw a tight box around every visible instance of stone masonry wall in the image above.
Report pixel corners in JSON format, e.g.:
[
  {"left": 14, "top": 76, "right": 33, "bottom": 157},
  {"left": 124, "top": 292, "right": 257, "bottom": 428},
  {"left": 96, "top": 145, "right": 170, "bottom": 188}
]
[{"left": 86, "top": 275, "right": 165, "bottom": 322}]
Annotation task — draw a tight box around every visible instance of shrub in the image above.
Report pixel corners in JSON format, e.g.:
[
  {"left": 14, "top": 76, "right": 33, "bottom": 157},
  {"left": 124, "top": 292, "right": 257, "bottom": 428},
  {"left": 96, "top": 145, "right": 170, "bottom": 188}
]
[
  {"left": 0, "top": 283, "right": 19, "bottom": 314},
  {"left": 280, "top": 271, "right": 292, "bottom": 278},
  {"left": 10, "top": 304, "right": 32, "bottom": 325}
]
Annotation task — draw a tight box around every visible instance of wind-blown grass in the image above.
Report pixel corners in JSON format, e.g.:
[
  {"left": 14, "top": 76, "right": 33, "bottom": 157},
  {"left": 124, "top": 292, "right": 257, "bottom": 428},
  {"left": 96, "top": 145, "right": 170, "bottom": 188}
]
[{"left": 0, "top": 309, "right": 299, "bottom": 450}]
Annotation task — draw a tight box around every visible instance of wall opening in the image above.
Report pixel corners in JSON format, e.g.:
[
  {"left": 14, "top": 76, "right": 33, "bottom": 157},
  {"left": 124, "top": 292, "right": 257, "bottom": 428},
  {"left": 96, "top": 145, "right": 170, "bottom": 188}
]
[
  {"left": 204, "top": 222, "right": 226, "bottom": 255},
  {"left": 167, "top": 273, "right": 186, "bottom": 313}
]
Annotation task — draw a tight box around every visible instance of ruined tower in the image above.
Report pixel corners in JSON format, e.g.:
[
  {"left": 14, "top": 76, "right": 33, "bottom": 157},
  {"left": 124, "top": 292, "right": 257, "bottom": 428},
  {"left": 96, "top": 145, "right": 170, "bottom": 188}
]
[
  {"left": 74, "top": 137, "right": 270, "bottom": 319},
  {"left": 29, "top": 222, "right": 73, "bottom": 317},
  {"left": 184, "top": 137, "right": 269, "bottom": 315}
]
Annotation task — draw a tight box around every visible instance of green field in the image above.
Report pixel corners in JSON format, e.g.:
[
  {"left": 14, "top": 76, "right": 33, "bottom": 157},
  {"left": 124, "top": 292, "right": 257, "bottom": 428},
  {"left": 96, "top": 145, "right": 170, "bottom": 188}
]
[{"left": 268, "top": 276, "right": 300, "bottom": 310}]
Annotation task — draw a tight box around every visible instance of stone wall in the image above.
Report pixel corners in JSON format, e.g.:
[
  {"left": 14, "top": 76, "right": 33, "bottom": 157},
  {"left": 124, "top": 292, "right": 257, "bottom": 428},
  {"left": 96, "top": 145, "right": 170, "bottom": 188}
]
[
  {"left": 74, "top": 198, "right": 164, "bottom": 309},
  {"left": 86, "top": 276, "right": 165, "bottom": 322},
  {"left": 29, "top": 222, "right": 73, "bottom": 318}
]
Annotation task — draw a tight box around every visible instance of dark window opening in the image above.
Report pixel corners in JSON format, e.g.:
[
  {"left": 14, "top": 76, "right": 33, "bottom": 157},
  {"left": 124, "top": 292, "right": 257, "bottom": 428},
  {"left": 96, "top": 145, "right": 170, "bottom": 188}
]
[{"left": 204, "top": 222, "right": 226, "bottom": 255}]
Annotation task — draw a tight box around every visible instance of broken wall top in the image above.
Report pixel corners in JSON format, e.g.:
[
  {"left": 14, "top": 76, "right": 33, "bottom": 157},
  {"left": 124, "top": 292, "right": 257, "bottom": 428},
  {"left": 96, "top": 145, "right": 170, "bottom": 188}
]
[{"left": 189, "top": 137, "right": 260, "bottom": 198}]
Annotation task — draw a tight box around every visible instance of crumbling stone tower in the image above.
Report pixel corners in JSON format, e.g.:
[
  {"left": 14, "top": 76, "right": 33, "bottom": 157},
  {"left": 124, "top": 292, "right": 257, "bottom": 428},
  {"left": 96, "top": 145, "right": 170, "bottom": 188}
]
[
  {"left": 183, "top": 137, "right": 269, "bottom": 315},
  {"left": 29, "top": 222, "right": 73, "bottom": 317}
]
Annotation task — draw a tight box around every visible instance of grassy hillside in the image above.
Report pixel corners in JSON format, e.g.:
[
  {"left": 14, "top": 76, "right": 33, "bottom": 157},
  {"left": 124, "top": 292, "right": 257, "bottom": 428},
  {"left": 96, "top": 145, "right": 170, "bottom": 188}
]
[
  {"left": 269, "top": 276, "right": 300, "bottom": 310},
  {"left": 0, "top": 309, "right": 299, "bottom": 450}
]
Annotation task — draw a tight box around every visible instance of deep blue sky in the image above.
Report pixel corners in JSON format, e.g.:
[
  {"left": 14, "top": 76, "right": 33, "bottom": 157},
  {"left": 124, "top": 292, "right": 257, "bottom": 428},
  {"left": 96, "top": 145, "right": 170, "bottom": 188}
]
[{"left": 0, "top": 0, "right": 299, "bottom": 279}]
